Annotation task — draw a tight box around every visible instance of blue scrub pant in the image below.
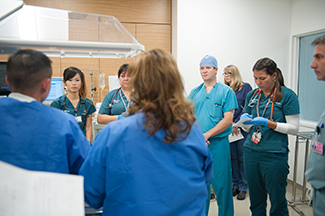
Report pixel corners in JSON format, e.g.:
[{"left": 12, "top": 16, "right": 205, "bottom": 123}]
[
  {"left": 313, "top": 187, "right": 325, "bottom": 216},
  {"left": 206, "top": 137, "right": 234, "bottom": 216},
  {"left": 230, "top": 132, "right": 247, "bottom": 191},
  {"left": 244, "top": 147, "right": 289, "bottom": 216}
]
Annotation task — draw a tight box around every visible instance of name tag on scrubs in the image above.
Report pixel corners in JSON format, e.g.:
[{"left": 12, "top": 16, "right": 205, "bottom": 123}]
[
  {"left": 312, "top": 140, "right": 324, "bottom": 155},
  {"left": 75, "top": 116, "right": 82, "bottom": 123}
]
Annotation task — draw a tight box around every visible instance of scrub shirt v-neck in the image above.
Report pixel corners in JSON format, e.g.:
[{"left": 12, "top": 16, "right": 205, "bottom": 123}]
[{"left": 51, "top": 95, "right": 96, "bottom": 135}]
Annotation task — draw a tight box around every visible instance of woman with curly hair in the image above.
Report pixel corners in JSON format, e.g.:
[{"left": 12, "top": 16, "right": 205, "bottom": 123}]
[{"left": 79, "top": 49, "right": 213, "bottom": 216}]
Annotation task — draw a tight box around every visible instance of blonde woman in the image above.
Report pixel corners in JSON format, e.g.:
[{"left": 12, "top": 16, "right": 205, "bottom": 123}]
[{"left": 224, "top": 64, "right": 252, "bottom": 200}]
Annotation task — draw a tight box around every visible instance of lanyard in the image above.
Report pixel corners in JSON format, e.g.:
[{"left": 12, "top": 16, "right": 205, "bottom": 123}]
[
  {"left": 109, "top": 87, "right": 121, "bottom": 108},
  {"left": 256, "top": 88, "right": 276, "bottom": 120},
  {"left": 63, "top": 95, "right": 88, "bottom": 116},
  {"left": 119, "top": 89, "right": 130, "bottom": 111}
]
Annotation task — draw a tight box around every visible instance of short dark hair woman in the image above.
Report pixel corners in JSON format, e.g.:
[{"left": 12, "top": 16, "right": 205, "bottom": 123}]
[{"left": 97, "top": 64, "right": 132, "bottom": 124}]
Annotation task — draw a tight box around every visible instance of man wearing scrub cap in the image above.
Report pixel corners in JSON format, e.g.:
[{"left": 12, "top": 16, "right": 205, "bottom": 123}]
[{"left": 188, "top": 55, "right": 237, "bottom": 216}]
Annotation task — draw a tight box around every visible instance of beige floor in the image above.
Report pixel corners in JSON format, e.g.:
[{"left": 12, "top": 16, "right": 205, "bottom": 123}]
[{"left": 208, "top": 181, "right": 313, "bottom": 216}]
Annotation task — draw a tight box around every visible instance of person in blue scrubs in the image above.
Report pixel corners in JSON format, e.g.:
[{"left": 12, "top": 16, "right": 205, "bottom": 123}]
[
  {"left": 79, "top": 49, "right": 213, "bottom": 216},
  {"left": 305, "top": 34, "right": 325, "bottom": 216},
  {"left": 188, "top": 55, "right": 237, "bottom": 216},
  {"left": 97, "top": 64, "right": 132, "bottom": 124},
  {"left": 240, "top": 58, "right": 300, "bottom": 216},
  {"left": 223, "top": 65, "right": 252, "bottom": 200},
  {"left": 0, "top": 49, "right": 90, "bottom": 174},
  {"left": 51, "top": 67, "right": 96, "bottom": 142}
]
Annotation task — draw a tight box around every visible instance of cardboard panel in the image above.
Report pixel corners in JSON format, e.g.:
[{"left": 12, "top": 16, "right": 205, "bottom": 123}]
[
  {"left": 137, "top": 24, "right": 171, "bottom": 53},
  {"left": 25, "top": 0, "right": 171, "bottom": 24},
  {"left": 49, "top": 57, "right": 61, "bottom": 78},
  {"left": 0, "top": 55, "right": 10, "bottom": 62}
]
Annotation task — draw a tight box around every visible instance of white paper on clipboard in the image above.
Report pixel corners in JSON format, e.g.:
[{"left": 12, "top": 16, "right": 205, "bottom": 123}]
[
  {"left": 233, "top": 118, "right": 253, "bottom": 128},
  {"left": 0, "top": 161, "right": 84, "bottom": 216},
  {"left": 229, "top": 131, "right": 244, "bottom": 143}
]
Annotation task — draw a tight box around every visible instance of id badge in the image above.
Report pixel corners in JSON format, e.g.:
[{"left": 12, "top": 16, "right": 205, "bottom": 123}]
[
  {"left": 312, "top": 140, "right": 324, "bottom": 155},
  {"left": 75, "top": 116, "right": 82, "bottom": 123},
  {"left": 251, "top": 132, "right": 262, "bottom": 144}
]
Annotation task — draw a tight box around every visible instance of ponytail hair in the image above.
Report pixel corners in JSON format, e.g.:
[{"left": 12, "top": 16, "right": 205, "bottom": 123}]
[
  {"left": 252, "top": 57, "right": 283, "bottom": 102},
  {"left": 276, "top": 68, "right": 285, "bottom": 87}
]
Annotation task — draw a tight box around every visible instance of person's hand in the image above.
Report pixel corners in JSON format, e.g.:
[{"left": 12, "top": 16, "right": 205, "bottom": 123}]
[
  {"left": 232, "top": 126, "right": 240, "bottom": 136},
  {"left": 118, "top": 113, "right": 124, "bottom": 120},
  {"left": 243, "top": 117, "right": 268, "bottom": 126},
  {"left": 240, "top": 113, "right": 253, "bottom": 120},
  {"left": 203, "top": 133, "right": 210, "bottom": 146},
  {"left": 118, "top": 111, "right": 129, "bottom": 120}
]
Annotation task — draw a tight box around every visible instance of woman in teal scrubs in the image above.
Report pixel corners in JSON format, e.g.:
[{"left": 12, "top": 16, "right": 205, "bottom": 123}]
[
  {"left": 97, "top": 64, "right": 132, "bottom": 124},
  {"left": 241, "top": 58, "right": 300, "bottom": 216},
  {"left": 51, "top": 67, "right": 96, "bottom": 142}
]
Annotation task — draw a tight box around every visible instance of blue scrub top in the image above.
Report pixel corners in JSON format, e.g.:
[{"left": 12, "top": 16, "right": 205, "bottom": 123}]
[
  {"left": 99, "top": 88, "right": 131, "bottom": 115},
  {"left": 243, "top": 86, "right": 300, "bottom": 153},
  {"left": 79, "top": 112, "right": 213, "bottom": 216},
  {"left": 305, "top": 108, "right": 325, "bottom": 190},
  {"left": 0, "top": 97, "right": 90, "bottom": 174},
  {"left": 51, "top": 95, "right": 96, "bottom": 135},
  {"left": 188, "top": 81, "right": 238, "bottom": 139}
]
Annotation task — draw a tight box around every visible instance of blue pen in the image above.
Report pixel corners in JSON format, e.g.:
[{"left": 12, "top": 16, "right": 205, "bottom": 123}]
[{"left": 321, "top": 123, "right": 324, "bottom": 128}]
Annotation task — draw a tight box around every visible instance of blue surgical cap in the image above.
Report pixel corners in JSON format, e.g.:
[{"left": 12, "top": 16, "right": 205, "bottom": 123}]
[{"left": 200, "top": 55, "right": 218, "bottom": 68}]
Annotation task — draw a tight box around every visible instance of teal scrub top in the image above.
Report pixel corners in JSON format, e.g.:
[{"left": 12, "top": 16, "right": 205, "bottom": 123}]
[
  {"left": 51, "top": 95, "right": 96, "bottom": 135},
  {"left": 243, "top": 86, "right": 300, "bottom": 153},
  {"left": 188, "top": 81, "right": 238, "bottom": 139},
  {"left": 99, "top": 88, "right": 131, "bottom": 115},
  {"left": 305, "top": 108, "right": 325, "bottom": 190}
]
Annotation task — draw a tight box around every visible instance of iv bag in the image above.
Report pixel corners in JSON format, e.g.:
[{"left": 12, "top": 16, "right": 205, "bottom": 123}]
[{"left": 99, "top": 73, "right": 105, "bottom": 89}]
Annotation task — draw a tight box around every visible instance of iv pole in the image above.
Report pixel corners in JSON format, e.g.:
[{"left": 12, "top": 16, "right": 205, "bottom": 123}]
[{"left": 81, "top": 69, "right": 104, "bottom": 101}]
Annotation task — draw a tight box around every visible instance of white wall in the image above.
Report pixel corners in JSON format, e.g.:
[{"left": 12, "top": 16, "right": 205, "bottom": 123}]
[
  {"left": 173, "top": 0, "right": 325, "bottom": 189},
  {"left": 287, "top": 0, "right": 325, "bottom": 187},
  {"left": 291, "top": 0, "right": 325, "bottom": 36},
  {"left": 174, "top": 0, "right": 292, "bottom": 95}
]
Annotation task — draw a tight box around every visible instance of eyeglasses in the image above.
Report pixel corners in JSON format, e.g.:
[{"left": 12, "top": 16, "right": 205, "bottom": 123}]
[{"left": 222, "top": 72, "right": 232, "bottom": 76}]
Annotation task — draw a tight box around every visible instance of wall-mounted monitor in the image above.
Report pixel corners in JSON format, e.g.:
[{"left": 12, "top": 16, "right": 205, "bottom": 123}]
[
  {"left": 0, "top": 61, "right": 10, "bottom": 96},
  {"left": 44, "top": 77, "right": 64, "bottom": 103}
]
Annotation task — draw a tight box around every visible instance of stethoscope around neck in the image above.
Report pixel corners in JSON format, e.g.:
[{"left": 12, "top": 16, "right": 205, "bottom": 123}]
[
  {"left": 63, "top": 95, "right": 88, "bottom": 117},
  {"left": 109, "top": 87, "right": 130, "bottom": 110},
  {"left": 248, "top": 88, "right": 277, "bottom": 120}
]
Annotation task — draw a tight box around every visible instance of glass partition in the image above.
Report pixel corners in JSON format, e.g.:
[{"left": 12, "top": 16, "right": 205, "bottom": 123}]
[{"left": 0, "top": 4, "right": 144, "bottom": 58}]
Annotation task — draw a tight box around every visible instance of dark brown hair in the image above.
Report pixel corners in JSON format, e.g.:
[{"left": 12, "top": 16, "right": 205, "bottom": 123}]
[
  {"left": 6, "top": 49, "right": 52, "bottom": 91},
  {"left": 63, "top": 67, "right": 87, "bottom": 97},
  {"left": 253, "top": 57, "right": 285, "bottom": 102}
]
